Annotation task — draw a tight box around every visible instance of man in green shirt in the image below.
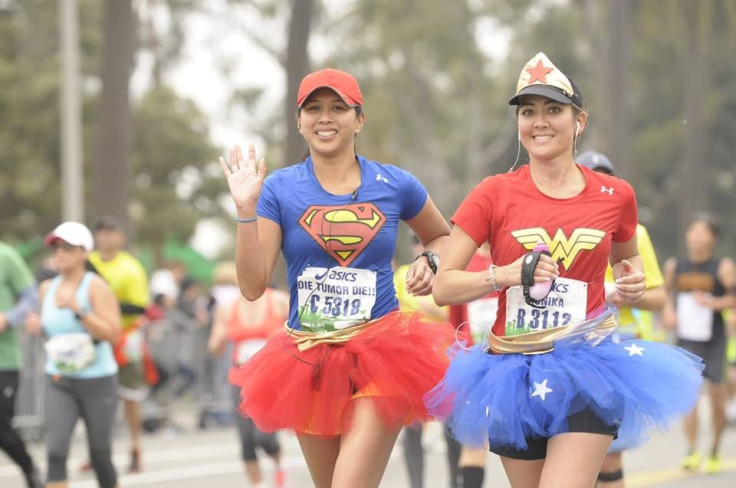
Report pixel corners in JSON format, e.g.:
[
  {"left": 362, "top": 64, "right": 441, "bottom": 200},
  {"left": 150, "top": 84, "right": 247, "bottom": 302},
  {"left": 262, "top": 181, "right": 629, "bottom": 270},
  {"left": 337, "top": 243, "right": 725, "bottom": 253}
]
[{"left": 0, "top": 241, "right": 42, "bottom": 487}]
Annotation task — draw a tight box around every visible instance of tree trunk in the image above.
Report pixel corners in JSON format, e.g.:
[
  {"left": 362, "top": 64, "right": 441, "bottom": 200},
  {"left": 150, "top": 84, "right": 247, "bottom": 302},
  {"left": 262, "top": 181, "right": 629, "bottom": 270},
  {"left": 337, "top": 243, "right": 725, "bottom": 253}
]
[
  {"left": 92, "top": 0, "right": 136, "bottom": 230},
  {"left": 284, "top": 0, "right": 314, "bottom": 165},
  {"left": 603, "top": 0, "right": 631, "bottom": 175},
  {"left": 678, "top": 0, "right": 712, "bottom": 248}
]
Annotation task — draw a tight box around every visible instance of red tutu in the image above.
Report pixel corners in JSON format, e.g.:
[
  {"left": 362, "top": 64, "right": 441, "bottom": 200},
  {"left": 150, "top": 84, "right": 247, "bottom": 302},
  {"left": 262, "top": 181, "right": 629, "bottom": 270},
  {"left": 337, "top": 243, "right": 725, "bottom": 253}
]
[{"left": 229, "top": 311, "right": 455, "bottom": 436}]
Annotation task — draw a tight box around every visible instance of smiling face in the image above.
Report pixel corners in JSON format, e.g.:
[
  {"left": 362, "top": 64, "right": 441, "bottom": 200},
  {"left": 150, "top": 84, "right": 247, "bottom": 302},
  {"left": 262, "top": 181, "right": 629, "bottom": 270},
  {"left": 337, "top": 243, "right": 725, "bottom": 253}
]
[
  {"left": 297, "top": 88, "right": 365, "bottom": 160},
  {"left": 517, "top": 95, "right": 586, "bottom": 163}
]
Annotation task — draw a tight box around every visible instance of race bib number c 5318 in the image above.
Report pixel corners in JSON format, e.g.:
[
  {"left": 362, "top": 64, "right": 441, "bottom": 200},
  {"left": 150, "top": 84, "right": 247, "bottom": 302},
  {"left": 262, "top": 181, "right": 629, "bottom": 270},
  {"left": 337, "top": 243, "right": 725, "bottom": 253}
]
[
  {"left": 505, "top": 277, "right": 587, "bottom": 335},
  {"left": 296, "top": 266, "right": 377, "bottom": 333}
]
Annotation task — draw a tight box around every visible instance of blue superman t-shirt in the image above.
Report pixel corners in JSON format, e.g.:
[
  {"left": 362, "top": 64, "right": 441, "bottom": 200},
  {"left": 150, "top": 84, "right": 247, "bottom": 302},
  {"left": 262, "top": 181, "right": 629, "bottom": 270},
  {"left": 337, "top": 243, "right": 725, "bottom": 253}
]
[{"left": 258, "top": 155, "right": 428, "bottom": 332}]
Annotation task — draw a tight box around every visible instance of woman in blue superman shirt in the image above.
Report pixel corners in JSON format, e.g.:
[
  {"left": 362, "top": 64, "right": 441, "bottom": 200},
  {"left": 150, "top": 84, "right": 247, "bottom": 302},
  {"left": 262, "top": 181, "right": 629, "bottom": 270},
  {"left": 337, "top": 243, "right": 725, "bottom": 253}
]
[{"left": 220, "top": 68, "right": 454, "bottom": 488}]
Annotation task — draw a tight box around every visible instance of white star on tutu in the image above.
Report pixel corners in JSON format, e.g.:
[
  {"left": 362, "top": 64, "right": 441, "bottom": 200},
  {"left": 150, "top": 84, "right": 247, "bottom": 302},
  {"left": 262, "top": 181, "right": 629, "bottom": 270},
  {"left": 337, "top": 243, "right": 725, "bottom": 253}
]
[
  {"left": 624, "top": 343, "right": 645, "bottom": 356},
  {"left": 531, "top": 379, "right": 553, "bottom": 401}
]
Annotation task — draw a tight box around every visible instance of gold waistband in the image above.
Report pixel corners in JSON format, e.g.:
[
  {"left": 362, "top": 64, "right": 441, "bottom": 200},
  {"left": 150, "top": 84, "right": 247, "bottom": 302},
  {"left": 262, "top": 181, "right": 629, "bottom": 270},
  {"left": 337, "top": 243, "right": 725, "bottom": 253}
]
[
  {"left": 488, "top": 314, "right": 617, "bottom": 355},
  {"left": 284, "top": 319, "right": 377, "bottom": 351}
]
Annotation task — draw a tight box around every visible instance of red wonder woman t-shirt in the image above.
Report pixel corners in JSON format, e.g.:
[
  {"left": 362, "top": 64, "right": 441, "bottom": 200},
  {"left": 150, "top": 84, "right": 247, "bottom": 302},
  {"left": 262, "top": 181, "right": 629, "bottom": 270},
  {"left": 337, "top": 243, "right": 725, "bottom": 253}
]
[{"left": 452, "top": 164, "right": 637, "bottom": 337}]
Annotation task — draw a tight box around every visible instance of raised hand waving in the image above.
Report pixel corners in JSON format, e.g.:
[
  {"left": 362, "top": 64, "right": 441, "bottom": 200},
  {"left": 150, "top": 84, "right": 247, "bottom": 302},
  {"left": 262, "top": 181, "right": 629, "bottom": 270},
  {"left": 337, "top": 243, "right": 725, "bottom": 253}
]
[{"left": 219, "top": 144, "right": 267, "bottom": 213}]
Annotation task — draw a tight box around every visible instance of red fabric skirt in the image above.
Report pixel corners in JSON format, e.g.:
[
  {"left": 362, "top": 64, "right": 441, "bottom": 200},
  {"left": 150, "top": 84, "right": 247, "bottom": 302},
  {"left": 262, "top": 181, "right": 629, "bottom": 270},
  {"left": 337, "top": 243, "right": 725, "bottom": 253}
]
[{"left": 229, "top": 311, "right": 455, "bottom": 436}]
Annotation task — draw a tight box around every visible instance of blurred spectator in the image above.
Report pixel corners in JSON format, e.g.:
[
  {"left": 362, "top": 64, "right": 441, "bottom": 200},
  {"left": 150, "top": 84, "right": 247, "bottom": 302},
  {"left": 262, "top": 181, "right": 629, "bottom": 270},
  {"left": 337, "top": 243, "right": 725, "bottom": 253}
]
[
  {"left": 0, "top": 240, "right": 42, "bottom": 488},
  {"left": 89, "top": 216, "right": 152, "bottom": 473}
]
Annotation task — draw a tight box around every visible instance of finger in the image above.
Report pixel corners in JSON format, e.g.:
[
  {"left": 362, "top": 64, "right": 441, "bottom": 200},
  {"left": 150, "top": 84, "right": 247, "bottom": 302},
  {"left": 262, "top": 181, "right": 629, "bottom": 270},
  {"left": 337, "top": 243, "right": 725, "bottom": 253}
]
[
  {"left": 219, "top": 156, "right": 231, "bottom": 176},
  {"left": 257, "top": 158, "right": 267, "bottom": 178},
  {"left": 229, "top": 148, "right": 238, "bottom": 170},
  {"left": 248, "top": 143, "right": 256, "bottom": 164},
  {"left": 405, "top": 270, "right": 426, "bottom": 290},
  {"left": 408, "top": 277, "right": 433, "bottom": 296},
  {"left": 406, "top": 269, "right": 430, "bottom": 291},
  {"left": 411, "top": 282, "right": 433, "bottom": 297},
  {"left": 621, "top": 259, "right": 634, "bottom": 274},
  {"left": 615, "top": 273, "right": 643, "bottom": 284},
  {"left": 235, "top": 145, "right": 245, "bottom": 167}
]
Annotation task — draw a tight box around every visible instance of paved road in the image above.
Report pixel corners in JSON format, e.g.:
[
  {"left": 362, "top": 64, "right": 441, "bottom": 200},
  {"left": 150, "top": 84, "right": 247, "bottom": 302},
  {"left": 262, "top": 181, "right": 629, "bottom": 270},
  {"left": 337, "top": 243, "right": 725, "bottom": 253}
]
[{"left": 2, "top": 404, "right": 734, "bottom": 487}]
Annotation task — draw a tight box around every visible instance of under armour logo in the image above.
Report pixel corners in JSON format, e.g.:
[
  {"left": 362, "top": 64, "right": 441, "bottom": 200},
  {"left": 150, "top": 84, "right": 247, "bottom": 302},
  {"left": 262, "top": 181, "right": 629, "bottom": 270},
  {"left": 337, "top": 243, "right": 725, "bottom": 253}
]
[
  {"left": 376, "top": 174, "right": 388, "bottom": 183},
  {"left": 600, "top": 186, "right": 614, "bottom": 195}
]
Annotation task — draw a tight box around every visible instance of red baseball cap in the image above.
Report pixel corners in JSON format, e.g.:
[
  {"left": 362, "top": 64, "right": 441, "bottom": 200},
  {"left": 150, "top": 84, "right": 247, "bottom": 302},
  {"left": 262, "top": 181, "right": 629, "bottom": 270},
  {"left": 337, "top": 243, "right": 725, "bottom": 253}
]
[{"left": 297, "top": 68, "right": 363, "bottom": 108}]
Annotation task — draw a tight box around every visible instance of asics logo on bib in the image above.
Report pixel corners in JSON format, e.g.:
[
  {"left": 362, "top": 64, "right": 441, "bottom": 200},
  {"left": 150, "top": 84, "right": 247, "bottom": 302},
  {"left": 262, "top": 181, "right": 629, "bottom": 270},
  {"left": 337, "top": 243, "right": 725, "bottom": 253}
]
[
  {"left": 512, "top": 228, "right": 606, "bottom": 270},
  {"left": 299, "top": 203, "right": 387, "bottom": 266}
]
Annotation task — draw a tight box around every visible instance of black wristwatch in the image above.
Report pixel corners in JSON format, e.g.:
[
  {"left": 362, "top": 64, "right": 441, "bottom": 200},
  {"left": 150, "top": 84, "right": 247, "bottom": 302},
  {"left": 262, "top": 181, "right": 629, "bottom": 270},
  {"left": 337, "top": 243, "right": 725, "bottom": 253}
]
[
  {"left": 414, "top": 250, "right": 440, "bottom": 274},
  {"left": 74, "top": 309, "right": 88, "bottom": 321}
]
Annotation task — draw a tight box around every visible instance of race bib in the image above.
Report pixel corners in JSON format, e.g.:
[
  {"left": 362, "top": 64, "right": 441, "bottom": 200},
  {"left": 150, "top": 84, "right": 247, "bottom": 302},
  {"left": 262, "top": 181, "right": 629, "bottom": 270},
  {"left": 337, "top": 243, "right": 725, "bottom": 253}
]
[
  {"left": 467, "top": 297, "right": 499, "bottom": 342},
  {"left": 235, "top": 339, "right": 268, "bottom": 366},
  {"left": 123, "top": 329, "right": 144, "bottom": 362},
  {"left": 505, "top": 277, "right": 588, "bottom": 335},
  {"left": 676, "top": 292, "right": 713, "bottom": 341},
  {"left": 296, "top": 266, "right": 377, "bottom": 333},
  {"left": 45, "top": 333, "right": 96, "bottom": 375}
]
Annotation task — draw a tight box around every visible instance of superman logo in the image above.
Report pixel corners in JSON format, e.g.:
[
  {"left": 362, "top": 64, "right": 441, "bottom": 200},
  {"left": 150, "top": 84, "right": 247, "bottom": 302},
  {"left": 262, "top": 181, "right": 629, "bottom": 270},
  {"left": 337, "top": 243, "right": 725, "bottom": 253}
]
[
  {"left": 511, "top": 227, "right": 606, "bottom": 270},
  {"left": 299, "top": 203, "right": 386, "bottom": 267}
]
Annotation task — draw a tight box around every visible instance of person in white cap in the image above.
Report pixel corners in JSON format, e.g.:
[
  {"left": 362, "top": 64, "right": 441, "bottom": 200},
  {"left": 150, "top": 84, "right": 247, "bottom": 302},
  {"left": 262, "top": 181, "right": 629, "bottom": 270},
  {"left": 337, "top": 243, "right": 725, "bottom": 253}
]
[
  {"left": 26, "top": 222, "right": 121, "bottom": 488},
  {"left": 425, "top": 52, "right": 704, "bottom": 488}
]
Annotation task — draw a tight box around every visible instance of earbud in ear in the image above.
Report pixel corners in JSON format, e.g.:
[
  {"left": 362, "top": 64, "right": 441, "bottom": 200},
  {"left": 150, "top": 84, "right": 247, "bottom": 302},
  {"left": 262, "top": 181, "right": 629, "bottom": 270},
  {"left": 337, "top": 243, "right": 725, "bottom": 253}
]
[
  {"left": 517, "top": 131, "right": 521, "bottom": 141},
  {"left": 575, "top": 121, "right": 581, "bottom": 136}
]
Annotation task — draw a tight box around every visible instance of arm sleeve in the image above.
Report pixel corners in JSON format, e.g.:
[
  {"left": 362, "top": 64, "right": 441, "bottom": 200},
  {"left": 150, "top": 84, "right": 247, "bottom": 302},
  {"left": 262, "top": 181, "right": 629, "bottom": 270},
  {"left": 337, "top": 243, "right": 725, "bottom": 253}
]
[
  {"left": 1, "top": 246, "right": 36, "bottom": 326},
  {"left": 5, "top": 286, "right": 38, "bottom": 327},
  {"left": 398, "top": 170, "right": 428, "bottom": 220},
  {"left": 451, "top": 179, "right": 493, "bottom": 246},
  {"left": 257, "top": 175, "right": 282, "bottom": 225},
  {"left": 612, "top": 182, "right": 638, "bottom": 243}
]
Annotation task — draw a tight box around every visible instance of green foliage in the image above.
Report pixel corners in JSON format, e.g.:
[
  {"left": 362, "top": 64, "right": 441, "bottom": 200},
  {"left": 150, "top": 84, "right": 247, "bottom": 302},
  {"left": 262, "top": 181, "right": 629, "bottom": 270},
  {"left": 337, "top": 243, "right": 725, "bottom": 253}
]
[
  {"left": 132, "top": 85, "right": 221, "bottom": 250},
  {"left": 0, "top": 0, "right": 223, "bottom": 262}
]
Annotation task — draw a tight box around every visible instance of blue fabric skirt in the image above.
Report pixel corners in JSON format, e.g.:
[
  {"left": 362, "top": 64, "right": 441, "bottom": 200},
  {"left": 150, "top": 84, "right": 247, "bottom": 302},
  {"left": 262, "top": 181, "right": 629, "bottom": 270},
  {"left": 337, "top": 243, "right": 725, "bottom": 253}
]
[{"left": 424, "top": 323, "right": 704, "bottom": 451}]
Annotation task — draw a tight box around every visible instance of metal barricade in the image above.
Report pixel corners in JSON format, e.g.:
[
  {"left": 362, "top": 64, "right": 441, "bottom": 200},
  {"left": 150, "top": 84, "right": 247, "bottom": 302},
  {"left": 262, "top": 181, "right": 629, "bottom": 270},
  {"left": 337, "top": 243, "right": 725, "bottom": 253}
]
[
  {"left": 14, "top": 330, "right": 46, "bottom": 442},
  {"left": 11, "top": 312, "right": 234, "bottom": 439},
  {"left": 143, "top": 311, "right": 234, "bottom": 432}
]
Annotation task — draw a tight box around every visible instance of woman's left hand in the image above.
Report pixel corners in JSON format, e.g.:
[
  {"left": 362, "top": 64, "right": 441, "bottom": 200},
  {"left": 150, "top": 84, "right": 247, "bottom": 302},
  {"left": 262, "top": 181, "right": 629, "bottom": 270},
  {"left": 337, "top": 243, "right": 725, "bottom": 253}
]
[
  {"left": 613, "top": 259, "right": 645, "bottom": 304},
  {"left": 406, "top": 258, "right": 434, "bottom": 296}
]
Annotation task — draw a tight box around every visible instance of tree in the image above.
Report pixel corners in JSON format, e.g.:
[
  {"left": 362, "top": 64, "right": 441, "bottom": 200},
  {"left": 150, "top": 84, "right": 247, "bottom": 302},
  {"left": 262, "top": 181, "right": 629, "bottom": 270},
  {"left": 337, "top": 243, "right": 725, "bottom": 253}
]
[{"left": 91, "top": 0, "right": 137, "bottom": 229}]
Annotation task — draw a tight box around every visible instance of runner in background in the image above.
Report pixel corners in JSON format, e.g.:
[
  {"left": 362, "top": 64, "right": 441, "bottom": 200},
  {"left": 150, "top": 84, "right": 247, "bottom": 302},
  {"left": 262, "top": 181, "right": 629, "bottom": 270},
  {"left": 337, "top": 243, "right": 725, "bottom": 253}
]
[
  {"left": 0, "top": 240, "right": 42, "bottom": 488},
  {"left": 208, "top": 267, "right": 289, "bottom": 488},
  {"left": 394, "top": 234, "right": 461, "bottom": 488},
  {"left": 27, "top": 222, "right": 121, "bottom": 488},
  {"left": 725, "top": 310, "right": 736, "bottom": 425},
  {"left": 89, "top": 216, "right": 154, "bottom": 473},
  {"left": 662, "top": 213, "right": 736, "bottom": 474},
  {"left": 575, "top": 150, "right": 666, "bottom": 488}
]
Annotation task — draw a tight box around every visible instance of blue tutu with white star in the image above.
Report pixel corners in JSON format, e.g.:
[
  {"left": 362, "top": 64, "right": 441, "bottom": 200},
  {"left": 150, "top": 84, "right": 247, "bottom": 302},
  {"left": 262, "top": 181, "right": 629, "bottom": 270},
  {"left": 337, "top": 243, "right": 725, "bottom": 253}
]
[{"left": 424, "top": 320, "right": 704, "bottom": 451}]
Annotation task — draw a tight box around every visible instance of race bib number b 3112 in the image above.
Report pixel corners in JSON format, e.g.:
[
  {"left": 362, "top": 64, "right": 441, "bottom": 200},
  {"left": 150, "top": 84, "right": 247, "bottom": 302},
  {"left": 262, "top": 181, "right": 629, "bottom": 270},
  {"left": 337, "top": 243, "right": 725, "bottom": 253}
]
[{"left": 505, "top": 278, "right": 587, "bottom": 335}]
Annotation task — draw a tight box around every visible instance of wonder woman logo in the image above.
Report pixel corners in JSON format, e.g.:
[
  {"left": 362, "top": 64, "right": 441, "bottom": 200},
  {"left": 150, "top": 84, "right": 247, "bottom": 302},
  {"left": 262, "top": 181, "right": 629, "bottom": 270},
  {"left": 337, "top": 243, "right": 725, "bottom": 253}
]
[
  {"left": 511, "top": 228, "right": 606, "bottom": 270},
  {"left": 299, "top": 203, "right": 386, "bottom": 266}
]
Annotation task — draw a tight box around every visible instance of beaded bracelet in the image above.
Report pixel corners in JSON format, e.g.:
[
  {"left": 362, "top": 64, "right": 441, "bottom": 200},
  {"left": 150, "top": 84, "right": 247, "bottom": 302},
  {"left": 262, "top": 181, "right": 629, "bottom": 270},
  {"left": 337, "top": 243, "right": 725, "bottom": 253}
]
[{"left": 485, "top": 264, "right": 501, "bottom": 292}]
